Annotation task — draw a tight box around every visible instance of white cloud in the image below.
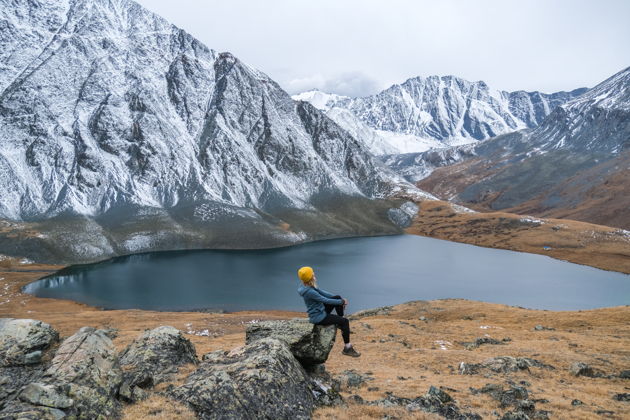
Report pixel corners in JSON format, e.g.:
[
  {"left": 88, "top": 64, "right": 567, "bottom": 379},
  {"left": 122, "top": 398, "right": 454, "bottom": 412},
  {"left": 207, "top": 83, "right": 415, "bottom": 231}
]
[{"left": 284, "top": 71, "right": 384, "bottom": 96}]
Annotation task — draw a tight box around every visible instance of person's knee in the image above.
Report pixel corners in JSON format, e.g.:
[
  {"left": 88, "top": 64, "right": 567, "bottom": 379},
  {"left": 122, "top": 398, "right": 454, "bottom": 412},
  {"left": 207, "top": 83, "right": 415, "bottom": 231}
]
[{"left": 341, "top": 317, "right": 350, "bottom": 328}]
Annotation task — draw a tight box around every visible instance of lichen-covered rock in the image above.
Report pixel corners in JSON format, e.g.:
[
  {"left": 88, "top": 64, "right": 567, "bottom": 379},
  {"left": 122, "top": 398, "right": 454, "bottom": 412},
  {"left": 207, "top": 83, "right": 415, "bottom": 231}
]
[
  {"left": 171, "top": 337, "right": 317, "bottom": 419},
  {"left": 245, "top": 319, "right": 336, "bottom": 366},
  {"left": 460, "top": 357, "right": 554, "bottom": 375},
  {"left": 0, "top": 319, "right": 58, "bottom": 409},
  {"left": 19, "top": 383, "right": 73, "bottom": 409},
  {"left": 119, "top": 326, "right": 197, "bottom": 392},
  {"left": 569, "top": 362, "right": 599, "bottom": 377},
  {"left": 368, "top": 386, "right": 481, "bottom": 419},
  {"left": 44, "top": 327, "right": 122, "bottom": 419},
  {"left": 0, "top": 318, "right": 58, "bottom": 367}
]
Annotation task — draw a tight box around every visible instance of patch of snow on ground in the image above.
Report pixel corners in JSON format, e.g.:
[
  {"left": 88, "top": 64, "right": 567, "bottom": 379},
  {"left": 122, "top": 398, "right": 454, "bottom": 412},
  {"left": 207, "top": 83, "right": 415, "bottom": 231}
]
[
  {"left": 519, "top": 216, "right": 545, "bottom": 225},
  {"left": 19, "top": 258, "right": 33, "bottom": 264},
  {"left": 434, "top": 340, "right": 452, "bottom": 350}
]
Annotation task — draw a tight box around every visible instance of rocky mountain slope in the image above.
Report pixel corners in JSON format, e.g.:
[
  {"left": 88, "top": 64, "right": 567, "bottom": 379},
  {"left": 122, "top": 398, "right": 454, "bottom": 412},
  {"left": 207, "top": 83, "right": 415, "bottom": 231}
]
[
  {"left": 294, "top": 81, "right": 585, "bottom": 155},
  {"left": 0, "top": 0, "right": 426, "bottom": 263},
  {"left": 416, "top": 67, "right": 630, "bottom": 229}
]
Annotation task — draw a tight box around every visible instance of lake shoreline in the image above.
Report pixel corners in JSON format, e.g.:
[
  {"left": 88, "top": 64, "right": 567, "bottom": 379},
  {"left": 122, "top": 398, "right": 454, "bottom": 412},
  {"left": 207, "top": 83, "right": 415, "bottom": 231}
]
[{"left": 1, "top": 262, "right": 628, "bottom": 419}]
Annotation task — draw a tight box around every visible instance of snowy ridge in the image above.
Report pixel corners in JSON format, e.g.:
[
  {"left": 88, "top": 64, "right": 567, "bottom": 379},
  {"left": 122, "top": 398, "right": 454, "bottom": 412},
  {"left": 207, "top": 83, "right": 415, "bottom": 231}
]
[
  {"left": 0, "top": 0, "right": 417, "bottom": 222},
  {"left": 294, "top": 77, "right": 584, "bottom": 155}
]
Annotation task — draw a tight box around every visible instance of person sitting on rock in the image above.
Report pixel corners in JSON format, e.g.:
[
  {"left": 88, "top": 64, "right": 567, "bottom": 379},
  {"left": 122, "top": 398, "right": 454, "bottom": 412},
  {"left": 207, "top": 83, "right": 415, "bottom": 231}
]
[{"left": 297, "top": 266, "right": 360, "bottom": 357}]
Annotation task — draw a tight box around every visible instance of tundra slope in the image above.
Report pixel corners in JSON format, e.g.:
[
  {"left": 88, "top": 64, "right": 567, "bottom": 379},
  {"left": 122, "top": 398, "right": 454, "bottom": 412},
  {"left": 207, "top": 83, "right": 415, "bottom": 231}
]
[
  {"left": 0, "top": 0, "right": 425, "bottom": 263},
  {"left": 416, "top": 67, "right": 630, "bottom": 229},
  {"left": 294, "top": 81, "right": 585, "bottom": 155}
]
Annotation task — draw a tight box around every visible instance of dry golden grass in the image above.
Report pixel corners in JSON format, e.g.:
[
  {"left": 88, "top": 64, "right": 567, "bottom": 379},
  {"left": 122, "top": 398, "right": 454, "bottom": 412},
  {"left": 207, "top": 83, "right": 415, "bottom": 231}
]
[
  {"left": 122, "top": 395, "right": 196, "bottom": 420},
  {"left": 314, "top": 403, "right": 441, "bottom": 419},
  {"left": 404, "top": 199, "right": 630, "bottom": 274}
]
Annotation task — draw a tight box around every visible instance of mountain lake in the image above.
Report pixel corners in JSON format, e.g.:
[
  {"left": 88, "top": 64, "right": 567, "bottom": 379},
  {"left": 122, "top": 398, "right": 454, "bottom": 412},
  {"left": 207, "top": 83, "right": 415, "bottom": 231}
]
[{"left": 24, "top": 235, "right": 629, "bottom": 312}]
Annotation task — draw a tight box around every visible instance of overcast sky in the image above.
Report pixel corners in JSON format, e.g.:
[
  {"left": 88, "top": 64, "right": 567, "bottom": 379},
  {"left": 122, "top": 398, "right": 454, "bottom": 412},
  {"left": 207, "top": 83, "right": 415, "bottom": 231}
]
[{"left": 136, "top": 0, "right": 630, "bottom": 97}]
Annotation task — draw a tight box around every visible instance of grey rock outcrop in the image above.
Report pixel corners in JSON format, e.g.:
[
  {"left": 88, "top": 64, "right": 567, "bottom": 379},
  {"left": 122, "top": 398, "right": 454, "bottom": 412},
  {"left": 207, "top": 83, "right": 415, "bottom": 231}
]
[
  {"left": 460, "top": 356, "right": 554, "bottom": 375},
  {"left": 245, "top": 319, "right": 336, "bottom": 367},
  {"left": 119, "top": 326, "right": 197, "bottom": 394},
  {"left": 368, "top": 386, "right": 481, "bottom": 419},
  {"left": 44, "top": 327, "right": 122, "bottom": 419},
  {"left": 0, "top": 319, "right": 59, "bottom": 408},
  {"left": 0, "top": 319, "right": 59, "bottom": 366},
  {"left": 1, "top": 326, "right": 122, "bottom": 419},
  {"left": 569, "top": 362, "right": 601, "bottom": 378},
  {"left": 171, "top": 337, "right": 318, "bottom": 420}
]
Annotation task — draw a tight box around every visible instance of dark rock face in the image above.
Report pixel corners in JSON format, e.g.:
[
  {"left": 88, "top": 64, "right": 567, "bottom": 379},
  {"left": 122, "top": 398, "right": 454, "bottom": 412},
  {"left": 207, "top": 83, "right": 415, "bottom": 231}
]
[
  {"left": 614, "top": 393, "right": 630, "bottom": 401},
  {"left": 119, "top": 325, "right": 197, "bottom": 394},
  {"left": 171, "top": 337, "right": 317, "bottom": 420},
  {"left": 460, "top": 357, "right": 554, "bottom": 375},
  {"left": 0, "top": 319, "right": 59, "bottom": 366},
  {"left": 245, "top": 319, "right": 336, "bottom": 367}
]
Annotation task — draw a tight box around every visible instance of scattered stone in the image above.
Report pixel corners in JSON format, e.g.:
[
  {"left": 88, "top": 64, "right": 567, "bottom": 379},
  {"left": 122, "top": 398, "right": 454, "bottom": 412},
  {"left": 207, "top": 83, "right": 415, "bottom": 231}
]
[
  {"left": 419, "top": 316, "right": 428, "bottom": 321},
  {"left": 245, "top": 319, "right": 336, "bottom": 367},
  {"left": 349, "top": 305, "right": 393, "bottom": 319},
  {"left": 337, "top": 369, "right": 372, "bottom": 390},
  {"left": 533, "top": 325, "right": 555, "bottom": 331},
  {"left": 368, "top": 386, "right": 481, "bottom": 419},
  {"left": 171, "top": 337, "right": 326, "bottom": 419},
  {"left": 571, "top": 399, "right": 583, "bottom": 406},
  {"left": 460, "top": 357, "right": 553, "bottom": 375},
  {"left": 473, "top": 383, "right": 528, "bottom": 407},
  {"left": 569, "top": 362, "right": 600, "bottom": 378},
  {"left": 0, "top": 318, "right": 59, "bottom": 366},
  {"left": 619, "top": 370, "right": 630, "bottom": 379},
  {"left": 613, "top": 393, "right": 629, "bottom": 401},
  {"left": 347, "top": 394, "right": 364, "bottom": 404},
  {"left": 427, "top": 385, "right": 453, "bottom": 404},
  {"left": 119, "top": 326, "right": 197, "bottom": 391},
  {"left": 595, "top": 409, "right": 614, "bottom": 416},
  {"left": 501, "top": 411, "right": 530, "bottom": 420},
  {"left": 368, "top": 386, "right": 380, "bottom": 391},
  {"left": 462, "top": 337, "right": 511, "bottom": 350}
]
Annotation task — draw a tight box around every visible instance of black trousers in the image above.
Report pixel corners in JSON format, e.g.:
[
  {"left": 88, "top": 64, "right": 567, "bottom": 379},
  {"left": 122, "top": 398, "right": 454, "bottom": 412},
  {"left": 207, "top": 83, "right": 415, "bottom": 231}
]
[{"left": 316, "top": 295, "right": 350, "bottom": 344}]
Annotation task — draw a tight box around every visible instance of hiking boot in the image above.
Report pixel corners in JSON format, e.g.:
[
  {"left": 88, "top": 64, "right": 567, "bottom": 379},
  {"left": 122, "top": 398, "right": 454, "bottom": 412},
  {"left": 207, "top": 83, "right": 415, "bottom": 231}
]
[{"left": 342, "top": 346, "right": 361, "bottom": 357}]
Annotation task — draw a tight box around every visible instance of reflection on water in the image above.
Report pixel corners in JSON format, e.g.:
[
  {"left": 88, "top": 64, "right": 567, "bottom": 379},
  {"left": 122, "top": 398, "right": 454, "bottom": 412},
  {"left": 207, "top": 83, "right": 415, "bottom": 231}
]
[{"left": 26, "top": 235, "right": 630, "bottom": 312}]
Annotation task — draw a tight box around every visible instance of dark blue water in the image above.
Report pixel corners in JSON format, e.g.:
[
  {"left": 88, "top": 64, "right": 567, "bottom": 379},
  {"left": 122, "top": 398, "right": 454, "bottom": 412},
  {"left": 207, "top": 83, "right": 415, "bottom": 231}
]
[{"left": 25, "top": 235, "right": 629, "bottom": 311}]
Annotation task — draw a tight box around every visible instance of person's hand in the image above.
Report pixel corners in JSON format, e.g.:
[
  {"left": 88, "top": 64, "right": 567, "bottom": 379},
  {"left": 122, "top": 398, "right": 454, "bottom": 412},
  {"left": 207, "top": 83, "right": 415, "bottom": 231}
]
[{"left": 343, "top": 298, "right": 349, "bottom": 306}]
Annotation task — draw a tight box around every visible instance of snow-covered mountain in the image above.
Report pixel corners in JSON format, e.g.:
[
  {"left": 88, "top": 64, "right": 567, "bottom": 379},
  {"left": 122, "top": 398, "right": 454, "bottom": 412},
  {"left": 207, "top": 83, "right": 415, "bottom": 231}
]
[
  {"left": 294, "top": 80, "right": 585, "bottom": 155},
  {"left": 415, "top": 66, "right": 630, "bottom": 228},
  {"left": 0, "top": 0, "right": 424, "bottom": 262}
]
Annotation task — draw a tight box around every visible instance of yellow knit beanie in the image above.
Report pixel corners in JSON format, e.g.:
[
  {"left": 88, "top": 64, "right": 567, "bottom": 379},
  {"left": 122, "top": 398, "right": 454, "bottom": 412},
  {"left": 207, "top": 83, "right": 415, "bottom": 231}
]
[{"left": 298, "top": 266, "right": 314, "bottom": 283}]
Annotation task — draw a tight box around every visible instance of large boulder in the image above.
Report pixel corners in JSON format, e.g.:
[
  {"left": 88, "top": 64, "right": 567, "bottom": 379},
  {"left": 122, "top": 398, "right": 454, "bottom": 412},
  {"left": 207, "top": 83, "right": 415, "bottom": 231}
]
[
  {"left": 0, "top": 319, "right": 59, "bottom": 366},
  {"left": 119, "top": 326, "right": 197, "bottom": 395},
  {"left": 245, "top": 319, "right": 336, "bottom": 366},
  {"left": 44, "top": 327, "right": 122, "bottom": 419},
  {"left": 1, "top": 326, "right": 122, "bottom": 419},
  {"left": 172, "top": 337, "right": 318, "bottom": 420}
]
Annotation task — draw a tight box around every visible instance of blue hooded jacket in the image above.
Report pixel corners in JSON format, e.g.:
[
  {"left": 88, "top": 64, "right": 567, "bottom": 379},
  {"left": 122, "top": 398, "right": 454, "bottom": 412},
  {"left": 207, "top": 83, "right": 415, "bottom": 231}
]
[{"left": 298, "top": 285, "right": 344, "bottom": 324}]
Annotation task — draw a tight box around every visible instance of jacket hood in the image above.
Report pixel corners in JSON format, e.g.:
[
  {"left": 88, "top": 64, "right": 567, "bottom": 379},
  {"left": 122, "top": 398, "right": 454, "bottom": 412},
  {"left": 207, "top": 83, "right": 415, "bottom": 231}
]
[{"left": 298, "top": 285, "right": 311, "bottom": 296}]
